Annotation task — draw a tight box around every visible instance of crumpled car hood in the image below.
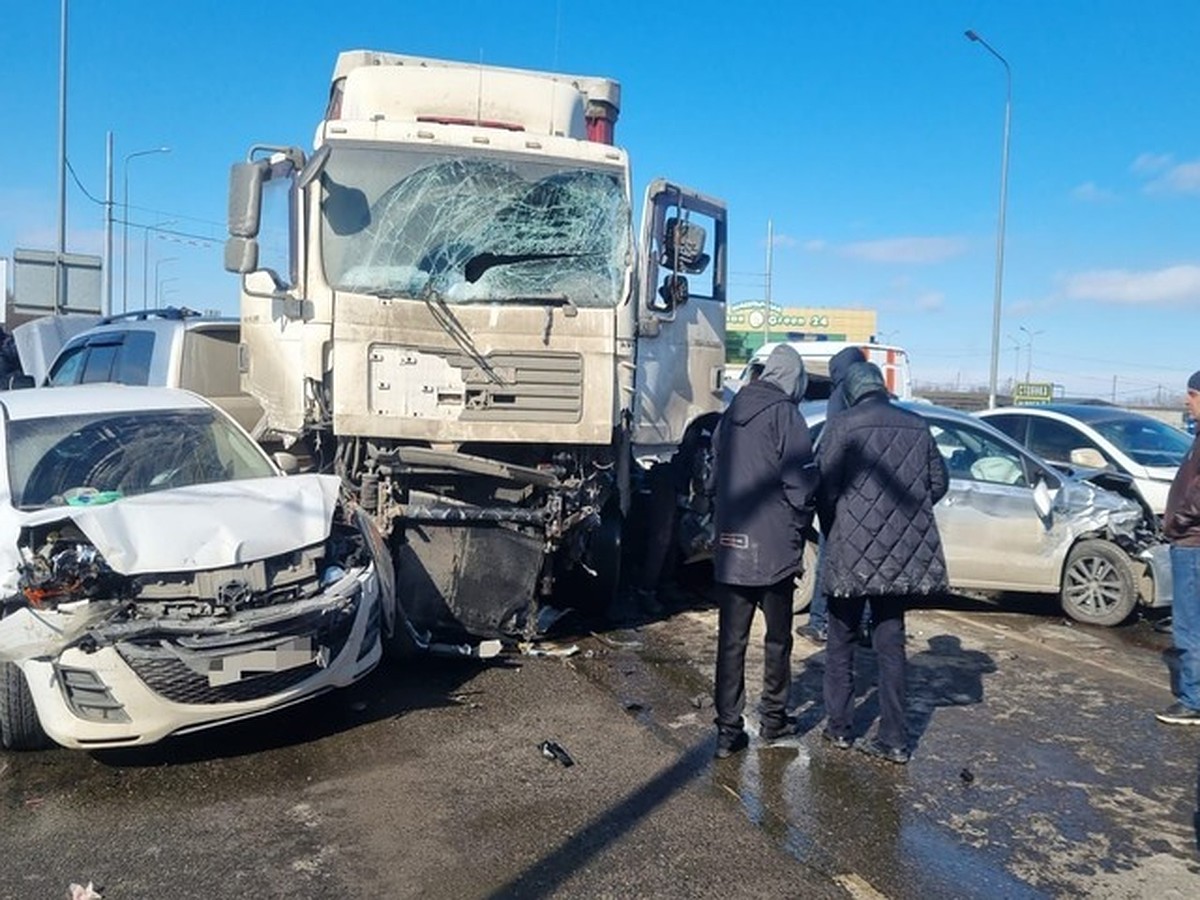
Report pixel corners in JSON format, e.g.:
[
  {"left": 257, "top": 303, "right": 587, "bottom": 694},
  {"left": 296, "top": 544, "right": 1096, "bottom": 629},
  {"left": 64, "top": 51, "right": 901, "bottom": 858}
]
[
  {"left": 0, "top": 474, "right": 340, "bottom": 590},
  {"left": 1060, "top": 475, "right": 1143, "bottom": 534}
]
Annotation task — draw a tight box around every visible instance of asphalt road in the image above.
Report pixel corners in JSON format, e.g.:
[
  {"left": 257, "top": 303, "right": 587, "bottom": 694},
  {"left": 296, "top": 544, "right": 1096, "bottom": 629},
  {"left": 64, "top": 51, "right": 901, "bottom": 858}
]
[{"left": 1, "top": 589, "right": 1198, "bottom": 899}]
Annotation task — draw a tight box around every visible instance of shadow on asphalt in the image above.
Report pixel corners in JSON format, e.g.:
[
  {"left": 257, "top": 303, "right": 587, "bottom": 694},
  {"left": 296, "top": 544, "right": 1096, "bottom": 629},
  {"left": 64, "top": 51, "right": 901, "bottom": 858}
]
[
  {"left": 785, "top": 631, "right": 997, "bottom": 752},
  {"left": 91, "top": 654, "right": 502, "bottom": 768}
]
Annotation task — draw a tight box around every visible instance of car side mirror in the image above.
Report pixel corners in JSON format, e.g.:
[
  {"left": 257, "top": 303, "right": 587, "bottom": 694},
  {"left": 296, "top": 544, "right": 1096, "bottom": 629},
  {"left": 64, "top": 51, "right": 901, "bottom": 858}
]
[
  {"left": 273, "top": 451, "right": 300, "bottom": 474},
  {"left": 1069, "top": 447, "right": 1107, "bottom": 469},
  {"left": 1033, "top": 478, "right": 1054, "bottom": 519}
]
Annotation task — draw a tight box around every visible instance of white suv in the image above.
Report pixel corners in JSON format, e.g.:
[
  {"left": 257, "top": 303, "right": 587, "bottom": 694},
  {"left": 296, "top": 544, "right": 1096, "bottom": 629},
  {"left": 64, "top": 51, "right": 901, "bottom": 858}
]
[{"left": 44, "top": 308, "right": 264, "bottom": 437}]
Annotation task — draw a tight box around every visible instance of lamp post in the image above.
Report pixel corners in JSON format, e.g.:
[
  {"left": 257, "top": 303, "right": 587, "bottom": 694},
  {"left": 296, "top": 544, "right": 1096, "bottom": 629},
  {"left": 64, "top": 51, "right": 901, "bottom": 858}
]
[
  {"left": 55, "top": 0, "right": 68, "bottom": 314},
  {"left": 156, "top": 276, "right": 179, "bottom": 307},
  {"left": 965, "top": 29, "right": 1011, "bottom": 410},
  {"left": 121, "top": 146, "right": 170, "bottom": 313},
  {"left": 143, "top": 220, "right": 178, "bottom": 309},
  {"left": 154, "top": 258, "right": 178, "bottom": 309},
  {"left": 1018, "top": 324, "right": 1043, "bottom": 383}
]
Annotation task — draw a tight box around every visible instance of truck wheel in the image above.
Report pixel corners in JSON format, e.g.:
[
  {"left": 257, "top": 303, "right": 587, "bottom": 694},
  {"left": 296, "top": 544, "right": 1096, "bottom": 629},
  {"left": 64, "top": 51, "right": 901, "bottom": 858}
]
[
  {"left": 0, "top": 662, "right": 50, "bottom": 751},
  {"left": 577, "top": 502, "right": 623, "bottom": 615},
  {"left": 1060, "top": 539, "right": 1137, "bottom": 627},
  {"left": 793, "top": 541, "right": 818, "bottom": 614}
]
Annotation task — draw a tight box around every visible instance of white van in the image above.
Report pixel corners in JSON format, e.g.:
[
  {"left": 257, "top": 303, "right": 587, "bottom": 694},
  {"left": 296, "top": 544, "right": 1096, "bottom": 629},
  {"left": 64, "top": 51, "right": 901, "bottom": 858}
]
[{"left": 729, "top": 340, "right": 914, "bottom": 401}]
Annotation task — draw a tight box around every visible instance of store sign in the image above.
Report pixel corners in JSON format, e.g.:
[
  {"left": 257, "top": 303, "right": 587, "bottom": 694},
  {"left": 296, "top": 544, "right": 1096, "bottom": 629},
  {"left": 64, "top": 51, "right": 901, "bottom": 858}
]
[{"left": 1013, "top": 382, "right": 1054, "bottom": 405}]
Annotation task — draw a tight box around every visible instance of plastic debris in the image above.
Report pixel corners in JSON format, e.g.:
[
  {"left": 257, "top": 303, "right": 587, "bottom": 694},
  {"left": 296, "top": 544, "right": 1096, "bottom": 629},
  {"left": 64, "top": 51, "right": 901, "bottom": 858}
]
[
  {"left": 68, "top": 883, "right": 103, "bottom": 900},
  {"left": 960, "top": 767, "right": 975, "bottom": 786},
  {"left": 539, "top": 740, "right": 575, "bottom": 767},
  {"left": 519, "top": 642, "right": 579, "bottom": 658},
  {"left": 691, "top": 693, "right": 714, "bottom": 710}
]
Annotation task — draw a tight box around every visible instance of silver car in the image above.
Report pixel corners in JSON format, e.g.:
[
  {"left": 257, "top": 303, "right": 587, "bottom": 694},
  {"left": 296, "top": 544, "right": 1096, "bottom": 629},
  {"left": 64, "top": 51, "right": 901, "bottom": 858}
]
[{"left": 798, "top": 400, "right": 1170, "bottom": 627}]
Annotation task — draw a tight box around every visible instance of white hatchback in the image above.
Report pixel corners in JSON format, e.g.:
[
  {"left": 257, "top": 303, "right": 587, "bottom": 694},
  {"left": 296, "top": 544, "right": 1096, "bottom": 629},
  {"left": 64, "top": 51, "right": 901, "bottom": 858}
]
[{"left": 0, "top": 385, "right": 393, "bottom": 750}]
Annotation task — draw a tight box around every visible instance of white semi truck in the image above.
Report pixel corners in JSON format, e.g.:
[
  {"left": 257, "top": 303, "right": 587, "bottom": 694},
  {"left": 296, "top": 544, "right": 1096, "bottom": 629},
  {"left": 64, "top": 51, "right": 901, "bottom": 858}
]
[{"left": 225, "top": 50, "right": 727, "bottom": 648}]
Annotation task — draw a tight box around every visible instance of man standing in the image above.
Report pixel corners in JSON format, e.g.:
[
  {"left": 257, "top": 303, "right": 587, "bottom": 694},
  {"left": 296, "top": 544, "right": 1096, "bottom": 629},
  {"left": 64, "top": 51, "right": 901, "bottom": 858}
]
[
  {"left": 1157, "top": 372, "right": 1200, "bottom": 725},
  {"left": 709, "top": 344, "right": 818, "bottom": 758},
  {"left": 817, "top": 361, "right": 948, "bottom": 764}
]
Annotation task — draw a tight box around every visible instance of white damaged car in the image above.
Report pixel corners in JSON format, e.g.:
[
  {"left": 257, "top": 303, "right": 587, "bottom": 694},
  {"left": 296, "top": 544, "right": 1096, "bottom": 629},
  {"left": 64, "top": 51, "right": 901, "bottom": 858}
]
[{"left": 0, "top": 385, "right": 393, "bottom": 750}]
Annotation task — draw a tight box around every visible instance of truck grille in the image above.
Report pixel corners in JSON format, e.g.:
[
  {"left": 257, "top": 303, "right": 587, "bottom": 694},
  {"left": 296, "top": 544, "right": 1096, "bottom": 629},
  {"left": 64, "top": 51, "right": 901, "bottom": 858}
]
[{"left": 368, "top": 347, "right": 583, "bottom": 423}]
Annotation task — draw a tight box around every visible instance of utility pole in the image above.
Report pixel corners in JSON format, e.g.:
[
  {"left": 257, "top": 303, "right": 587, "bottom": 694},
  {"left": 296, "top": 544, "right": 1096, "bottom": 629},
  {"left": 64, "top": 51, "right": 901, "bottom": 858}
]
[
  {"left": 103, "top": 131, "right": 113, "bottom": 317},
  {"left": 56, "top": 0, "right": 69, "bottom": 314},
  {"left": 763, "top": 219, "right": 773, "bottom": 347}
]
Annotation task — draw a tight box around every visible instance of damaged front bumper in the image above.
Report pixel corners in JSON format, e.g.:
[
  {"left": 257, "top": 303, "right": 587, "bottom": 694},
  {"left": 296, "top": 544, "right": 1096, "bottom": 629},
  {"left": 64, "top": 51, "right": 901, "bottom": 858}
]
[{"left": 5, "top": 564, "right": 383, "bottom": 749}]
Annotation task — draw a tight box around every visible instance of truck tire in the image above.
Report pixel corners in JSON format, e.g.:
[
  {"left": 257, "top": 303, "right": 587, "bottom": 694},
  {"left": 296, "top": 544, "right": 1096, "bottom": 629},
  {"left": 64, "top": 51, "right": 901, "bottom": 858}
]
[
  {"left": 0, "top": 661, "right": 50, "bottom": 751},
  {"left": 1060, "top": 539, "right": 1137, "bottom": 627}
]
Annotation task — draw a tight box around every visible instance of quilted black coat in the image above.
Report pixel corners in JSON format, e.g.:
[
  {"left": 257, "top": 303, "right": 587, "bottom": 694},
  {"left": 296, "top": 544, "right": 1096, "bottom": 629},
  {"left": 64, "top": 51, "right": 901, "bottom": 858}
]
[{"left": 816, "top": 393, "right": 949, "bottom": 599}]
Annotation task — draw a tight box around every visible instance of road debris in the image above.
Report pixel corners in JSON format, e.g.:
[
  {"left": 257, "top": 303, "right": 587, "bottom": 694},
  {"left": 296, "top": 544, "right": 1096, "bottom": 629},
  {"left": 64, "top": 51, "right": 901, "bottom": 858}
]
[
  {"left": 68, "top": 883, "right": 103, "bottom": 900},
  {"left": 691, "top": 693, "right": 714, "bottom": 709},
  {"left": 539, "top": 740, "right": 575, "bottom": 767},
  {"left": 519, "top": 642, "right": 579, "bottom": 658},
  {"left": 589, "top": 631, "right": 645, "bottom": 650}
]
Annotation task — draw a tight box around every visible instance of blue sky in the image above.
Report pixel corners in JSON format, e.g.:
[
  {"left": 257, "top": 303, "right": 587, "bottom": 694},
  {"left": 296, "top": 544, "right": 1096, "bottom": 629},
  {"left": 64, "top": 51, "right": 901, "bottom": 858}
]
[{"left": 3, "top": 1, "right": 1199, "bottom": 402}]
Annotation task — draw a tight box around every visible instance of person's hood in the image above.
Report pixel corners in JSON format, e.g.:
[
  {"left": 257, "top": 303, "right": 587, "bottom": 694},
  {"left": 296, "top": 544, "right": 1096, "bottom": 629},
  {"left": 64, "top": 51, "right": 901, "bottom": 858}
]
[
  {"left": 829, "top": 345, "right": 867, "bottom": 386},
  {"left": 843, "top": 360, "right": 889, "bottom": 407},
  {"left": 761, "top": 343, "right": 808, "bottom": 403},
  {"left": 727, "top": 345, "right": 807, "bottom": 425}
]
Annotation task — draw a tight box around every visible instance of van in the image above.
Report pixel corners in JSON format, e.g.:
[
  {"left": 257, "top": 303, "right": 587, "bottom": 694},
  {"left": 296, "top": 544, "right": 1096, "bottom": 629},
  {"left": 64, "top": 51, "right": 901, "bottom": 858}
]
[{"left": 729, "top": 340, "right": 914, "bottom": 401}]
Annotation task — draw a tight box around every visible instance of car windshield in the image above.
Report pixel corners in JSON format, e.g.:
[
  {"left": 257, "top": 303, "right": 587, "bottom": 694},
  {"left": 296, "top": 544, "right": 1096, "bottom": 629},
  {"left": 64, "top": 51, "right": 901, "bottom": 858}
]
[
  {"left": 6, "top": 408, "right": 277, "bottom": 510},
  {"left": 319, "top": 145, "right": 631, "bottom": 308},
  {"left": 1090, "top": 416, "right": 1192, "bottom": 468}
]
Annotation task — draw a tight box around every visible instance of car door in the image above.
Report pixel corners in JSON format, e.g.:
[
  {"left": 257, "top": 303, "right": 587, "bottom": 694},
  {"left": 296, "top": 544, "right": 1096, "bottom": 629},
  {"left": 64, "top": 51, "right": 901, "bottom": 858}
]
[{"left": 927, "top": 415, "right": 1062, "bottom": 592}]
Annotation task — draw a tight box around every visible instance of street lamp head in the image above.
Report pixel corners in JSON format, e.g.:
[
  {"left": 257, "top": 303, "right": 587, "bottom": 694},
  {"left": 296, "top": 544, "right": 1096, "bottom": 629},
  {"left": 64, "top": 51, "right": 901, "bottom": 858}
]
[{"left": 965, "top": 29, "right": 980, "bottom": 41}]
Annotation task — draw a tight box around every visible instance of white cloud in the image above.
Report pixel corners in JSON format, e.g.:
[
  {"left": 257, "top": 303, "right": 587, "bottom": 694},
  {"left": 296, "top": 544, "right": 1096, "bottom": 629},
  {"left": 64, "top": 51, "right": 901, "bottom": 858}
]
[
  {"left": 1071, "top": 181, "right": 1115, "bottom": 202},
  {"left": 1144, "top": 160, "right": 1200, "bottom": 195},
  {"left": 770, "top": 233, "right": 799, "bottom": 249},
  {"left": 914, "top": 291, "right": 944, "bottom": 311},
  {"left": 839, "top": 236, "right": 968, "bottom": 265},
  {"left": 1131, "top": 152, "right": 1173, "bottom": 175},
  {"left": 802, "top": 239, "right": 827, "bottom": 253},
  {"left": 1062, "top": 264, "right": 1200, "bottom": 305}
]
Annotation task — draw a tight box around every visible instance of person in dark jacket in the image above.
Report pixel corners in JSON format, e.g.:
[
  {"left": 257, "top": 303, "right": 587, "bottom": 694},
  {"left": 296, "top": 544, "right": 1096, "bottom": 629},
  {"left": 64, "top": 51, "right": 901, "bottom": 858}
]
[
  {"left": 708, "top": 343, "right": 818, "bottom": 758},
  {"left": 798, "top": 345, "right": 866, "bottom": 645},
  {"left": 1156, "top": 371, "right": 1200, "bottom": 725},
  {"left": 817, "top": 361, "right": 948, "bottom": 763}
]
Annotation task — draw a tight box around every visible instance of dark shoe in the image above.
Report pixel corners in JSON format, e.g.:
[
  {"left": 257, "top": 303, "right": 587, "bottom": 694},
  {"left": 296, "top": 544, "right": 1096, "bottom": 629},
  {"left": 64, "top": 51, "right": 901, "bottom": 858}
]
[
  {"left": 853, "top": 736, "right": 909, "bottom": 764},
  {"left": 796, "top": 624, "right": 827, "bottom": 645},
  {"left": 1155, "top": 702, "right": 1200, "bottom": 725},
  {"left": 714, "top": 730, "right": 749, "bottom": 759},
  {"left": 819, "top": 728, "right": 853, "bottom": 750},
  {"left": 759, "top": 716, "right": 801, "bottom": 741}
]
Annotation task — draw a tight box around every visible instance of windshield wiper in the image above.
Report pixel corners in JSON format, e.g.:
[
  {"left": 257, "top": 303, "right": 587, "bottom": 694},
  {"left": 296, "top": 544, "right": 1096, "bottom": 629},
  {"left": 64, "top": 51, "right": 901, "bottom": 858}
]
[{"left": 464, "top": 251, "right": 592, "bottom": 284}]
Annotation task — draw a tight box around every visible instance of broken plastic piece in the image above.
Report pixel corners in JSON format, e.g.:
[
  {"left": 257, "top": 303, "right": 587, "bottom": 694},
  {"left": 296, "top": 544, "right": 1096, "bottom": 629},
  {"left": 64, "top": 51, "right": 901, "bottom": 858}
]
[
  {"left": 519, "top": 642, "right": 579, "bottom": 658},
  {"left": 69, "top": 883, "right": 103, "bottom": 900},
  {"left": 539, "top": 740, "right": 574, "bottom": 767}
]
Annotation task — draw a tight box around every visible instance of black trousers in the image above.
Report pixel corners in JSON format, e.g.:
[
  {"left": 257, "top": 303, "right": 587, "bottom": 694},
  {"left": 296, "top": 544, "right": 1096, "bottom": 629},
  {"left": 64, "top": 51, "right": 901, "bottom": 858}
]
[
  {"left": 715, "top": 578, "right": 794, "bottom": 737},
  {"left": 823, "top": 596, "right": 907, "bottom": 750}
]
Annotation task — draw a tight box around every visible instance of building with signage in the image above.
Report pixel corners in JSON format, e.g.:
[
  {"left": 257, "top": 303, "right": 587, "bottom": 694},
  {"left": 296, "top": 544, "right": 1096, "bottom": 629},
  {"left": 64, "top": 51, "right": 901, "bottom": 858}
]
[{"left": 726, "top": 300, "right": 877, "bottom": 363}]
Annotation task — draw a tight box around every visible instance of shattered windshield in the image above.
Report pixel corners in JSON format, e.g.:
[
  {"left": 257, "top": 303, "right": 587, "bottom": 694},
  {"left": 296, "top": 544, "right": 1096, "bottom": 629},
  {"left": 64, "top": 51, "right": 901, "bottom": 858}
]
[
  {"left": 320, "top": 145, "right": 630, "bottom": 307},
  {"left": 6, "top": 409, "right": 278, "bottom": 510}
]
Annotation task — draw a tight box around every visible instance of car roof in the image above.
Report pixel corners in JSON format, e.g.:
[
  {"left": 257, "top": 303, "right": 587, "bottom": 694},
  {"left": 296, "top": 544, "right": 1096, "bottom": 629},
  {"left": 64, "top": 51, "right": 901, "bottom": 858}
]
[
  {"left": 981, "top": 404, "right": 1164, "bottom": 426},
  {"left": 0, "top": 384, "right": 213, "bottom": 422},
  {"left": 801, "top": 398, "right": 981, "bottom": 428}
]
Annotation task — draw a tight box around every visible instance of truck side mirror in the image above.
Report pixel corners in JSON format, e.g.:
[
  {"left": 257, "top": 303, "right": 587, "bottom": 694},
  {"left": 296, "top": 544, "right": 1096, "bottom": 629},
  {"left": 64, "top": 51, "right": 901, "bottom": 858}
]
[
  {"left": 660, "top": 218, "right": 710, "bottom": 274},
  {"left": 651, "top": 274, "right": 689, "bottom": 312},
  {"left": 224, "top": 236, "right": 259, "bottom": 275},
  {"left": 228, "top": 160, "right": 269, "bottom": 239}
]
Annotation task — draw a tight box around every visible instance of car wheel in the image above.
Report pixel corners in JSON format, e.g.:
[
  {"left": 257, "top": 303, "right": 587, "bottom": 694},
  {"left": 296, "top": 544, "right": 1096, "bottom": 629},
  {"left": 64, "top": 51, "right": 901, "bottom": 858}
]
[
  {"left": 1060, "top": 539, "right": 1137, "bottom": 627},
  {"left": 793, "top": 541, "right": 818, "bottom": 614},
  {"left": 0, "top": 661, "right": 50, "bottom": 751}
]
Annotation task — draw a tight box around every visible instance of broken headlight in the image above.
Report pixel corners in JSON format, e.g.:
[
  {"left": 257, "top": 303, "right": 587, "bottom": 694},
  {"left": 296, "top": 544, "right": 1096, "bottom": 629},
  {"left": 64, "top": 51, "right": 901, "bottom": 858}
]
[{"left": 17, "top": 524, "right": 129, "bottom": 610}]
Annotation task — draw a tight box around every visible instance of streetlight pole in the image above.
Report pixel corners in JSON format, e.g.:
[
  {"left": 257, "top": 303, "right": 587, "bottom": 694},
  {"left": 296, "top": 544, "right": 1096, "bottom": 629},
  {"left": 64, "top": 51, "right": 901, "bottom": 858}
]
[
  {"left": 103, "top": 132, "right": 113, "bottom": 317},
  {"left": 763, "top": 218, "right": 774, "bottom": 347},
  {"left": 157, "top": 276, "right": 179, "bottom": 307},
  {"left": 121, "top": 146, "right": 170, "bottom": 313},
  {"left": 966, "top": 29, "right": 1011, "bottom": 410},
  {"left": 154, "top": 258, "right": 178, "bottom": 309},
  {"left": 1018, "top": 324, "right": 1043, "bottom": 383},
  {"left": 55, "top": 0, "right": 69, "bottom": 314}
]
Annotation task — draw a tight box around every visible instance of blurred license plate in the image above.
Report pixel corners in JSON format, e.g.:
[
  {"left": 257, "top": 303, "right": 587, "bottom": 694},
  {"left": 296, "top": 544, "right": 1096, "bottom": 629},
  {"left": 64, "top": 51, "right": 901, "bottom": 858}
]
[{"left": 207, "top": 637, "right": 317, "bottom": 686}]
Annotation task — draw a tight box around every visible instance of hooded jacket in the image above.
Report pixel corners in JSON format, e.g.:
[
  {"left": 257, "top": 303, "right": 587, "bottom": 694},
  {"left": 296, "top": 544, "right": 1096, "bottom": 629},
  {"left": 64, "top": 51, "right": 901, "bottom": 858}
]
[
  {"left": 708, "top": 344, "right": 818, "bottom": 586},
  {"left": 816, "top": 361, "right": 948, "bottom": 599},
  {"left": 826, "top": 345, "right": 867, "bottom": 418}
]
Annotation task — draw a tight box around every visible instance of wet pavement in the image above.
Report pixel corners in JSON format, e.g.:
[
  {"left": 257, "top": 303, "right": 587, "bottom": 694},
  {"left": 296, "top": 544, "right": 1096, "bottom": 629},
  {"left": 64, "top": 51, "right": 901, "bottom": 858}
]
[{"left": 1, "top": 589, "right": 1198, "bottom": 898}]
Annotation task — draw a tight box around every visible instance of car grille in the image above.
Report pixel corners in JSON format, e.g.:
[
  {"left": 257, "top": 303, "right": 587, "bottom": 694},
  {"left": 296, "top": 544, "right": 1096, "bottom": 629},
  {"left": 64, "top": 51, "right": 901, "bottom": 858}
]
[{"left": 117, "top": 602, "right": 359, "bottom": 705}]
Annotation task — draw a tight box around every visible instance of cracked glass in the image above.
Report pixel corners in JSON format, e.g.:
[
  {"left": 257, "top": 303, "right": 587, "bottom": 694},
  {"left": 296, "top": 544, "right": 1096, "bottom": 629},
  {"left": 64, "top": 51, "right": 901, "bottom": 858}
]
[{"left": 320, "top": 145, "right": 630, "bottom": 308}]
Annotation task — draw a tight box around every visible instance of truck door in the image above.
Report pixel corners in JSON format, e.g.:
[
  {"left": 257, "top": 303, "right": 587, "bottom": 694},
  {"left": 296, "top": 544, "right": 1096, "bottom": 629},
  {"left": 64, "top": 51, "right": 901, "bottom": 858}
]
[{"left": 631, "top": 179, "right": 727, "bottom": 454}]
